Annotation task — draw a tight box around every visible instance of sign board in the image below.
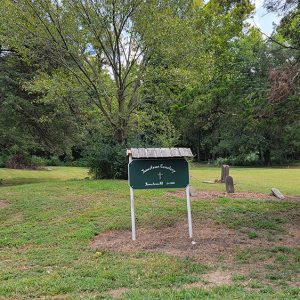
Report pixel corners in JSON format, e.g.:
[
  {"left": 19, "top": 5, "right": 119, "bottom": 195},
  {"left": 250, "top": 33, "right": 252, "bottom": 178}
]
[
  {"left": 128, "top": 159, "right": 189, "bottom": 189},
  {"left": 127, "top": 148, "right": 193, "bottom": 241}
]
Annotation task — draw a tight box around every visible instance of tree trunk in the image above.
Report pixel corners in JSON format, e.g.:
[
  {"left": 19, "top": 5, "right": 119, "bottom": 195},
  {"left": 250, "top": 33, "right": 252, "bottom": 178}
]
[
  {"left": 113, "top": 117, "right": 129, "bottom": 145},
  {"left": 263, "top": 149, "right": 271, "bottom": 166},
  {"left": 258, "top": 149, "right": 263, "bottom": 163},
  {"left": 197, "top": 132, "right": 200, "bottom": 162}
]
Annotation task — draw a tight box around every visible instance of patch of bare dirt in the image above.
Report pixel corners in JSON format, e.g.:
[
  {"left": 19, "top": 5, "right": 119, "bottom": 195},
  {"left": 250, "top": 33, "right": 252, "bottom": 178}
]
[
  {"left": 167, "top": 190, "right": 298, "bottom": 201},
  {"left": 90, "top": 220, "right": 300, "bottom": 266},
  {"left": 183, "top": 270, "right": 233, "bottom": 289},
  {"left": 0, "top": 200, "right": 9, "bottom": 209},
  {"left": 106, "top": 288, "right": 129, "bottom": 298},
  {"left": 205, "top": 270, "right": 232, "bottom": 285}
]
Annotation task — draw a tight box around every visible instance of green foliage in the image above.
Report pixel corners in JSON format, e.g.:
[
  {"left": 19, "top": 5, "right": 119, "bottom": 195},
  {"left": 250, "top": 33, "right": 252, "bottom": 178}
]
[
  {"left": 129, "top": 108, "right": 178, "bottom": 147},
  {"left": 44, "top": 156, "right": 63, "bottom": 166},
  {"left": 247, "top": 231, "right": 258, "bottom": 239},
  {"left": 84, "top": 137, "right": 127, "bottom": 179},
  {"left": 0, "top": 0, "right": 201, "bottom": 144},
  {"left": 0, "top": 52, "right": 85, "bottom": 163},
  {"left": 172, "top": 26, "right": 300, "bottom": 164},
  {"left": 0, "top": 0, "right": 299, "bottom": 175},
  {"left": 30, "top": 156, "right": 47, "bottom": 169},
  {"left": 215, "top": 153, "right": 262, "bottom": 166}
]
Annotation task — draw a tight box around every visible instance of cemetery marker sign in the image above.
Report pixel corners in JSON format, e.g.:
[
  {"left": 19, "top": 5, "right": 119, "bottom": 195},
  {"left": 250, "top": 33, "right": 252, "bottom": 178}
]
[{"left": 127, "top": 148, "right": 193, "bottom": 241}]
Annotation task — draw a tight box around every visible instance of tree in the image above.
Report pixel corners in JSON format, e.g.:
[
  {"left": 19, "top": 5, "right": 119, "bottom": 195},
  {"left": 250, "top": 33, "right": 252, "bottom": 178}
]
[
  {"left": 263, "top": 0, "right": 300, "bottom": 103},
  {"left": 0, "top": 49, "right": 87, "bottom": 164},
  {"left": 143, "top": 0, "right": 255, "bottom": 160},
  {"left": 0, "top": 0, "right": 199, "bottom": 144},
  {"left": 168, "top": 24, "right": 300, "bottom": 164}
]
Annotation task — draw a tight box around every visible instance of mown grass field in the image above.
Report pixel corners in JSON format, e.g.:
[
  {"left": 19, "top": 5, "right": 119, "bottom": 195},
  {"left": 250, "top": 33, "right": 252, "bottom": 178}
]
[{"left": 0, "top": 166, "right": 299, "bottom": 299}]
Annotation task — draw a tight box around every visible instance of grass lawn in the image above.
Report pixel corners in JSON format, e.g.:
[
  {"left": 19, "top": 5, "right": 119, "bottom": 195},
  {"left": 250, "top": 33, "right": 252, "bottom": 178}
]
[
  {"left": 0, "top": 166, "right": 299, "bottom": 299},
  {"left": 0, "top": 167, "right": 89, "bottom": 186},
  {"left": 190, "top": 164, "right": 300, "bottom": 195}
]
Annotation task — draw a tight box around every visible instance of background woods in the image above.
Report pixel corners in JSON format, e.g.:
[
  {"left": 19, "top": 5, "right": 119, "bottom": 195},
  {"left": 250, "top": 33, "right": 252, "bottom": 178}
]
[{"left": 0, "top": 0, "right": 299, "bottom": 177}]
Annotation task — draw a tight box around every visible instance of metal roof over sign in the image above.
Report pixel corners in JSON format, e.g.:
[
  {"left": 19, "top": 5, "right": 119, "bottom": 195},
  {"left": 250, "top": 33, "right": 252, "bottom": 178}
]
[{"left": 127, "top": 147, "right": 193, "bottom": 159}]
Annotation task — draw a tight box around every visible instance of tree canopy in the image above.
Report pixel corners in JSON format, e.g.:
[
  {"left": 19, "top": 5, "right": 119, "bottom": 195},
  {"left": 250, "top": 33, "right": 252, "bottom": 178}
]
[{"left": 0, "top": 0, "right": 299, "bottom": 176}]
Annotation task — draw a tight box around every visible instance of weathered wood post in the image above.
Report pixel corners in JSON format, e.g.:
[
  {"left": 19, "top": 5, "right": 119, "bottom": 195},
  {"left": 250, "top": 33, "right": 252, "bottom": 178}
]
[
  {"left": 225, "top": 176, "right": 234, "bottom": 193},
  {"left": 221, "top": 165, "right": 229, "bottom": 182}
]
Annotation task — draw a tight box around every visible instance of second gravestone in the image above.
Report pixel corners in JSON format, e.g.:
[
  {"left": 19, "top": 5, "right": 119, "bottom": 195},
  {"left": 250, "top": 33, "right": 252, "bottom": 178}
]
[
  {"left": 221, "top": 165, "right": 230, "bottom": 182},
  {"left": 225, "top": 176, "right": 234, "bottom": 193}
]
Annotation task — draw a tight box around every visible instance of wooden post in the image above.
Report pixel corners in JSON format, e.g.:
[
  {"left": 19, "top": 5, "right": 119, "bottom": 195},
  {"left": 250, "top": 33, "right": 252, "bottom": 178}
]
[
  {"left": 129, "top": 154, "right": 136, "bottom": 241},
  {"left": 221, "top": 165, "right": 229, "bottom": 182},
  {"left": 186, "top": 185, "right": 193, "bottom": 238}
]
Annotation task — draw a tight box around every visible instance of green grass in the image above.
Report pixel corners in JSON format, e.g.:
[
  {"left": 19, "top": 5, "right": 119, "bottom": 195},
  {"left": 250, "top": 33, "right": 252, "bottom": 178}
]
[
  {"left": 214, "top": 198, "right": 299, "bottom": 232},
  {"left": 0, "top": 166, "right": 89, "bottom": 186},
  {"left": 121, "top": 286, "right": 300, "bottom": 300},
  {"left": 0, "top": 166, "right": 299, "bottom": 299},
  {"left": 190, "top": 164, "right": 300, "bottom": 195},
  {"left": 235, "top": 246, "right": 300, "bottom": 287}
]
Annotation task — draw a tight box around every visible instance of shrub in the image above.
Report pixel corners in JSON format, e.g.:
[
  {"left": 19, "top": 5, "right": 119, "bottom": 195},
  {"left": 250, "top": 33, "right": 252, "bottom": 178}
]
[
  {"left": 0, "top": 155, "right": 8, "bottom": 168},
  {"left": 30, "top": 155, "right": 47, "bottom": 168},
  {"left": 215, "top": 157, "right": 229, "bottom": 166},
  {"left": 83, "top": 139, "right": 127, "bottom": 179},
  {"left": 6, "top": 153, "right": 33, "bottom": 169},
  {"left": 45, "top": 156, "right": 63, "bottom": 166},
  {"left": 214, "top": 153, "right": 263, "bottom": 166}
]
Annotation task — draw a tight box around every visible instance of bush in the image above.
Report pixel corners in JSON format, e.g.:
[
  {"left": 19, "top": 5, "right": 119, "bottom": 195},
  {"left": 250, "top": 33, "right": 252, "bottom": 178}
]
[
  {"left": 215, "top": 157, "right": 229, "bottom": 166},
  {"left": 45, "top": 156, "right": 63, "bottom": 166},
  {"left": 83, "top": 139, "right": 127, "bottom": 179},
  {"left": 5, "top": 153, "right": 46, "bottom": 169},
  {"left": 69, "top": 159, "right": 87, "bottom": 167},
  {"left": 214, "top": 153, "right": 263, "bottom": 167},
  {"left": 30, "top": 155, "right": 47, "bottom": 168},
  {"left": 0, "top": 155, "right": 8, "bottom": 168},
  {"left": 6, "top": 154, "right": 33, "bottom": 169}
]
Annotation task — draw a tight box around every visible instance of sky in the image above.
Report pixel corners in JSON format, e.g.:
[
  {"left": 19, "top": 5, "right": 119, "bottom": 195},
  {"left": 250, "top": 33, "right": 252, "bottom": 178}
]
[{"left": 251, "top": 0, "right": 282, "bottom": 35}]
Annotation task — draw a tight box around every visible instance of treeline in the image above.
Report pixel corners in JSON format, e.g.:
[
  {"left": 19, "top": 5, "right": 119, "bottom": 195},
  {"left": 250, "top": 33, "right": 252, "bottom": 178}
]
[{"left": 0, "top": 0, "right": 299, "bottom": 178}]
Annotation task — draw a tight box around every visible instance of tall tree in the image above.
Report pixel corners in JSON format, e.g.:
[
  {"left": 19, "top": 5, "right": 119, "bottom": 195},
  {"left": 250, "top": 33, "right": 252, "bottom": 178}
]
[
  {"left": 264, "top": 0, "right": 300, "bottom": 103},
  {"left": 0, "top": 0, "right": 199, "bottom": 144},
  {"left": 0, "top": 50, "right": 86, "bottom": 159}
]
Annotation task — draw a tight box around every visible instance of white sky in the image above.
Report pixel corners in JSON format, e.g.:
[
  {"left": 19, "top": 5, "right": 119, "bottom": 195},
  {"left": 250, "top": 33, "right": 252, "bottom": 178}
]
[{"left": 251, "top": 0, "right": 282, "bottom": 35}]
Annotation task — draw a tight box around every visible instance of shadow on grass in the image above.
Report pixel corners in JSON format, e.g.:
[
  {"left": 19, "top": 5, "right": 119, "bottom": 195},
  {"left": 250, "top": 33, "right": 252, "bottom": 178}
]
[
  {"left": 0, "top": 178, "right": 52, "bottom": 187},
  {"left": 0, "top": 178, "right": 84, "bottom": 187}
]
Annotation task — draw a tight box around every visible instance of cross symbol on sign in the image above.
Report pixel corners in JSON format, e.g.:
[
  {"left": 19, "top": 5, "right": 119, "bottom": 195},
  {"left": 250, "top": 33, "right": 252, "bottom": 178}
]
[{"left": 158, "top": 172, "right": 163, "bottom": 180}]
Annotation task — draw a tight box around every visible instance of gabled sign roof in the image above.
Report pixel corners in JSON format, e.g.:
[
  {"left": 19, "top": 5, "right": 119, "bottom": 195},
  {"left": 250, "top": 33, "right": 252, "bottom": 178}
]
[{"left": 127, "top": 148, "right": 193, "bottom": 158}]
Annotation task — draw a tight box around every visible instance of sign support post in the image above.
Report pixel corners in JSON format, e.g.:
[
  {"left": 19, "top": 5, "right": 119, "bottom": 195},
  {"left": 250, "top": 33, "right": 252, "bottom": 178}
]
[
  {"left": 129, "top": 155, "right": 136, "bottom": 241},
  {"left": 130, "top": 186, "right": 136, "bottom": 241},
  {"left": 186, "top": 184, "right": 193, "bottom": 238}
]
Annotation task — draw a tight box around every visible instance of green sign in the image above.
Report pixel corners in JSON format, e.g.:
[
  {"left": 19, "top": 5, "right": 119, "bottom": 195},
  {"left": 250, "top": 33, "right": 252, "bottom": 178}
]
[{"left": 128, "top": 159, "right": 189, "bottom": 189}]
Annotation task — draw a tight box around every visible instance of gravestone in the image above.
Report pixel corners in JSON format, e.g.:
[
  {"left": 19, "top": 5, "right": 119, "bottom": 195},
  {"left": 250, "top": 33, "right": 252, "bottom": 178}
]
[
  {"left": 225, "top": 176, "right": 234, "bottom": 193},
  {"left": 271, "top": 188, "right": 284, "bottom": 200},
  {"left": 221, "top": 165, "right": 230, "bottom": 182}
]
